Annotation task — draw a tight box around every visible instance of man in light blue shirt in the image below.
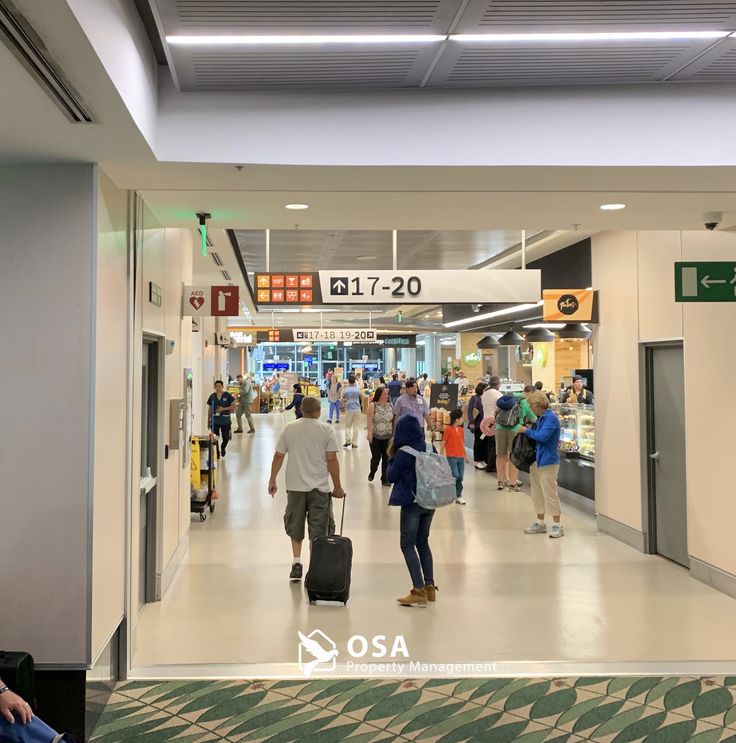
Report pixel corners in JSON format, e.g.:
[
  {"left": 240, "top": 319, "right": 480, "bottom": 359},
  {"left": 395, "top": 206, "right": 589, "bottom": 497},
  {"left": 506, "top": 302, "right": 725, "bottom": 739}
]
[
  {"left": 342, "top": 376, "right": 363, "bottom": 448},
  {"left": 393, "top": 378, "right": 434, "bottom": 433}
]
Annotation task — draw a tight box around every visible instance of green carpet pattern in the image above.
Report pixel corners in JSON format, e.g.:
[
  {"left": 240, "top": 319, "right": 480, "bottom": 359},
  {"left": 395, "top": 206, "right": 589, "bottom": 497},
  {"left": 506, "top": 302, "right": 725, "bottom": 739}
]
[{"left": 91, "top": 676, "right": 736, "bottom": 742}]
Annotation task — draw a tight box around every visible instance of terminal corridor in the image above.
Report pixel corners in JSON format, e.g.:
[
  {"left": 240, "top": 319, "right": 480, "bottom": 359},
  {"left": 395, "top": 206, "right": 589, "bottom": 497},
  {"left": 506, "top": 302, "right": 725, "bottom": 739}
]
[{"left": 134, "top": 411, "right": 736, "bottom": 676}]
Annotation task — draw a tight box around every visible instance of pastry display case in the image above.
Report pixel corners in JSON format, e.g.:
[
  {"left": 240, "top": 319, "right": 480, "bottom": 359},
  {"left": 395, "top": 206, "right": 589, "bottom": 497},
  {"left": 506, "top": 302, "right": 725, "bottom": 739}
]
[
  {"left": 552, "top": 403, "right": 595, "bottom": 461},
  {"left": 550, "top": 403, "right": 595, "bottom": 500}
]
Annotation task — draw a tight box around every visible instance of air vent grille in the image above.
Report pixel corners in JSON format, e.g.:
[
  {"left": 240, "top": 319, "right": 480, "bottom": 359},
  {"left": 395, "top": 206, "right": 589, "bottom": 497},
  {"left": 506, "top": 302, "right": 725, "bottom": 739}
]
[
  {"left": 211, "top": 251, "right": 223, "bottom": 266},
  {"left": 222, "top": 270, "right": 232, "bottom": 280},
  {"left": 174, "top": 0, "right": 443, "bottom": 27},
  {"left": 477, "top": 1, "right": 736, "bottom": 28},
  {"left": 191, "top": 49, "right": 419, "bottom": 89},
  {"left": 446, "top": 44, "right": 690, "bottom": 84},
  {"left": 0, "top": 0, "right": 94, "bottom": 123},
  {"left": 692, "top": 47, "right": 736, "bottom": 79}
]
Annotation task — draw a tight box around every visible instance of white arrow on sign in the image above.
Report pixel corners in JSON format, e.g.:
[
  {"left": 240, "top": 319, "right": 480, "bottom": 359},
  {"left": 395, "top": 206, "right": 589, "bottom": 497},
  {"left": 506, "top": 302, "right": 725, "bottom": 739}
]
[
  {"left": 701, "top": 275, "right": 727, "bottom": 289},
  {"left": 331, "top": 279, "right": 347, "bottom": 294}
]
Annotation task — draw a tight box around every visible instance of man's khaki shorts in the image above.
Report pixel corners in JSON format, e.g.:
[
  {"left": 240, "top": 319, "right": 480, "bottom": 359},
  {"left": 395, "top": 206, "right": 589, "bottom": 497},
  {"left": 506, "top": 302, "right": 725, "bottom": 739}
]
[
  {"left": 495, "top": 427, "right": 518, "bottom": 456},
  {"left": 284, "top": 489, "right": 335, "bottom": 542}
]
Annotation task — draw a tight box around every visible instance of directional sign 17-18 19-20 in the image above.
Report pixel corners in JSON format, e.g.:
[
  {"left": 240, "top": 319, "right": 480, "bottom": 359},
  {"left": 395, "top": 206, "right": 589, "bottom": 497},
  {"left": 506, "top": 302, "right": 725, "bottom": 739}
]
[{"left": 675, "top": 262, "right": 736, "bottom": 302}]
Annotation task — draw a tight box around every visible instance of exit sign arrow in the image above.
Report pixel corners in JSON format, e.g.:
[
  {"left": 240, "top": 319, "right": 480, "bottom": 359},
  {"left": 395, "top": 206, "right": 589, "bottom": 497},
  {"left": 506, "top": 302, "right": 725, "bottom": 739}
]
[
  {"left": 701, "top": 275, "right": 727, "bottom": 289},
  {"left": 676, "top": 262, "right": 736, "bottom": 302}
]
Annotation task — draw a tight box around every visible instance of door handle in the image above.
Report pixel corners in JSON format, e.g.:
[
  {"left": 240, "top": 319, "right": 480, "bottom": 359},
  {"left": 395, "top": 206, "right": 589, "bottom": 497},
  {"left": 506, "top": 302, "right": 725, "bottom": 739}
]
[{"left": 649, "top": 451, "right": 660, "bottom": 461}]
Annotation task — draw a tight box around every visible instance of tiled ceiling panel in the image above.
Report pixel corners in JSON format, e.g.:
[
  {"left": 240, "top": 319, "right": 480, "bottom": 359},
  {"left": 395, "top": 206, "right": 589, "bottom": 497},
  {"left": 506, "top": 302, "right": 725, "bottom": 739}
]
[
  {"left": 458, "top": 0, "right": 736, "bottom": 31},
  {"left": 431, "top": 41, "right": 695, "bottom": 86},
  {"left": 185, "top": 47, "right": 429, "bottom": 90},
  {"left": 235, "top": 229, "right": 537, "bottom": 273},
  {"left": 145, "top": 0, "right": 736, "bottom": 90},
  {"left": 163, "top": 0, "right": 463, "bottom": 32}
]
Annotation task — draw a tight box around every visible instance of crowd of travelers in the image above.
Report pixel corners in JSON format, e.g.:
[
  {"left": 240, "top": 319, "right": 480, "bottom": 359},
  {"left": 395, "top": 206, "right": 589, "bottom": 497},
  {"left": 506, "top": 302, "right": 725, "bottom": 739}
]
[{"left": 208, "top": 368, "right": 592, "bottom": 608}]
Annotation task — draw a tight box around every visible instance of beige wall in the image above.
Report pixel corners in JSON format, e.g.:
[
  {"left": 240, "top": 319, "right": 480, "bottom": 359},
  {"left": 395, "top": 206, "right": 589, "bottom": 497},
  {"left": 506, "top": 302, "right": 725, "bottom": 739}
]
[
  {"left": 531, "top": 342, "right": 556, "bottom": 391},
  {"left": 91, "top": 171, "right": 128, "bottom": 663},
  {"left": 592, "top": 231, "right": 643, "bottom": 531},
  {"left": 458, "top": 332, "right": 485, "bottom": 384},
  {"left": 681, "top": 232, "right": 736, "bottom": 575},
  {"left": 130, "top": 210, "right": 196, "bottom": 656},
  {"left": 593, "top": 230, "right": 736, "bottom": 578}
]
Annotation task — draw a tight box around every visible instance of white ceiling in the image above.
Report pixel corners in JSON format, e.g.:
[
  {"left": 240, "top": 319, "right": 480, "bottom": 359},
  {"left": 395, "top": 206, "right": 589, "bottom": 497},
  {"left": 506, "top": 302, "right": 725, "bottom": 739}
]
[{"left": 146, "top": 0, "right": 736, "bottom": 91}]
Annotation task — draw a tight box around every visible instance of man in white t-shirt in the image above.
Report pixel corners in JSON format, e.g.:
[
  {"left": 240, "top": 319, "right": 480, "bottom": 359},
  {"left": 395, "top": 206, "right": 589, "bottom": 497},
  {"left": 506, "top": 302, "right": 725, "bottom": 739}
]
[
  {"left": 481, "top": 375, "right": 503, "bottom": 419},
  {"left": 268, "top": 396, "right": 346, "bottom": 581}
]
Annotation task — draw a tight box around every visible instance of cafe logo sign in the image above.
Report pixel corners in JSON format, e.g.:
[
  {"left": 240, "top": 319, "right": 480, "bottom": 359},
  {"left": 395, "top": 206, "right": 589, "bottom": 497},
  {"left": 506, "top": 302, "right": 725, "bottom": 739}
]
[
  {"left": 543, "top": 289, "right": 595, "bottom": 322},
  {"left": 464, "top": 351, "right": 481, "bottom": 367},
  {"left": 557, "top": 294, "right": 580, "bottom": 315}
]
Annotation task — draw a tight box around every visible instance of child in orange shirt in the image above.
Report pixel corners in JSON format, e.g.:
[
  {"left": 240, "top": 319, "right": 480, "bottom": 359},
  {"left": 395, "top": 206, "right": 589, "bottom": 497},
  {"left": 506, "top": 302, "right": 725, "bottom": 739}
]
[{"left": 443, "top": 408, "right": 471, "bottom": 505}]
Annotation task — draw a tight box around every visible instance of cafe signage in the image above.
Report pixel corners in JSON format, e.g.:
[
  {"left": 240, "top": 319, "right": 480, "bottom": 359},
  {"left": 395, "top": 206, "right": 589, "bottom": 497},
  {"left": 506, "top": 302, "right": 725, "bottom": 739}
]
[{"left": 543, "top": 289, "right": 596, "bottom": 322}]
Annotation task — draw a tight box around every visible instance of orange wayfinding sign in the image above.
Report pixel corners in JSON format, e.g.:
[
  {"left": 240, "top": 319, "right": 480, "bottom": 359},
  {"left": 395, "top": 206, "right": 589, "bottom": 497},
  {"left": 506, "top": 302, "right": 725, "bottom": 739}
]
[{"left": 543, "top": 289, "right": 595, "bottom": 322}]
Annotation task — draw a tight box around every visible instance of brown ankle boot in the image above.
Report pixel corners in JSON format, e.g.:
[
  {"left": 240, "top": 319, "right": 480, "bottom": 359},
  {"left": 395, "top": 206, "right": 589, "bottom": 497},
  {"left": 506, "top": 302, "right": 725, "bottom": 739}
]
[
  {"left": 396, "top": 588, "right": 427, "bottom": 607},
  {"left": 424, "top": 583, "right": 438, "bottom": 602}
]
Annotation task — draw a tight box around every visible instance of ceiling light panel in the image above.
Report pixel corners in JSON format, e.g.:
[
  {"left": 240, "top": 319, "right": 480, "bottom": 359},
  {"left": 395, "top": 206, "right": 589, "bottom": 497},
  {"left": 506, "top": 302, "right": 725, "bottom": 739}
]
[
  {"left": 156, "top": 0, "right": 457, "bottom": 91},
  {"left": 167, "top": 35, "right": 448, "bottom": 45}
]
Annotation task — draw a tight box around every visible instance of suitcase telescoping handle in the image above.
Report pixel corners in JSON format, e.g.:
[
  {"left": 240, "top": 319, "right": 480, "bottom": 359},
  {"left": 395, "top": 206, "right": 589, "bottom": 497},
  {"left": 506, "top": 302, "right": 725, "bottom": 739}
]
[{"left": 330, "top": 493, "right": 346, "bottom": 536}]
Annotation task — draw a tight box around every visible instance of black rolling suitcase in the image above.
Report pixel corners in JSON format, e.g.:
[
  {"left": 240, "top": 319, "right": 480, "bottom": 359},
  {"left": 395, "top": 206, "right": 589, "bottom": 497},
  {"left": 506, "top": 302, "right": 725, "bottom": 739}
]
[{"left": 305, "top": 496, "right": 351, "bottom": 605}]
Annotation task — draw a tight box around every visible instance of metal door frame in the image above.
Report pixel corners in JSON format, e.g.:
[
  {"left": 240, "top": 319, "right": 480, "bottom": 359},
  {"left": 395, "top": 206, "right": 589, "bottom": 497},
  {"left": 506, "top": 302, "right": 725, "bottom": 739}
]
[
  {"left": 140, "top": 334, "right": 165, "bottom": 604},
  {"left": 640, "top": 339, "right": 686, "bottom": 559}
]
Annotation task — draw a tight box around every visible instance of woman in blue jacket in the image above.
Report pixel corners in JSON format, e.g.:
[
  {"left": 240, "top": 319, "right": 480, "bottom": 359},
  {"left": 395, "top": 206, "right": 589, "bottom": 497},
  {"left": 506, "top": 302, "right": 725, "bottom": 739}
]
[
  {"left": 284, "top": 384, "right": 305, "bottom": 419},
  {"left": 519, "top": 391, "right": 564, "bottom": 538},
  {"left": 387, "top": 416, "right": 436, "bottom": 608}
]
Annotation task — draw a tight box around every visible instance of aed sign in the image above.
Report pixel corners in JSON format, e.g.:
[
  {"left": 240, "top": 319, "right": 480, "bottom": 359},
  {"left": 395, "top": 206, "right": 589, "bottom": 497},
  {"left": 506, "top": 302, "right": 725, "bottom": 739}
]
[
  {"left": 543, "top": 289, "right": 596, "bottom": 322},
  {"left": 183, "top": 285, "right": 240, "bottom": 316}
]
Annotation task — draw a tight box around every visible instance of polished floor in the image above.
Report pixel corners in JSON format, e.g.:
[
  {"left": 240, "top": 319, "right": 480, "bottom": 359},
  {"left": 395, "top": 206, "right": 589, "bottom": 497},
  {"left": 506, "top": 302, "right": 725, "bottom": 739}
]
[
  {"left": 92, "top": 676, "right": 736, "bottom": 742},
  {"left": 134, "top": 409, "right": 736, "bottom": 675}
]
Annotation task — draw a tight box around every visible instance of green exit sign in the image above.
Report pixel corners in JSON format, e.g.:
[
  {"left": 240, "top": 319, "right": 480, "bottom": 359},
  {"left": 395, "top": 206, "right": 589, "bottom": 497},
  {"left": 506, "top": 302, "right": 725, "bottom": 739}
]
[{"left": 675, "top": 262, "right": 736, "bottom": 302}]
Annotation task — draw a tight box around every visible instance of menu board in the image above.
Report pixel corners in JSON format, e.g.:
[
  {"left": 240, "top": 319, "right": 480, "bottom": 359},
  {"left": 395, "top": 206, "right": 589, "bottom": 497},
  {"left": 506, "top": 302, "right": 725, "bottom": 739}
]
[{"left": 429, "top": 383, "right": 459, "bottom": 411}]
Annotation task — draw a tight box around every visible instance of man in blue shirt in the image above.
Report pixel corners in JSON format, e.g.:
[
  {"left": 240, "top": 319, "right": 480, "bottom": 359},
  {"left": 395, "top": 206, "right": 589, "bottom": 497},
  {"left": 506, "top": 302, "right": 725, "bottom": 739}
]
[
  {"left": 207, "top": 380, "right": 236, "bottom": 458},
  {"left": 519, "top": 391, "right": 564, "bottom": 538},
  {"left": 341, "top": 375, "right": 363, "bottom": 448},
  {"left": 388, "top": 373, "right": 403, "bottom": 404},
  {"left": 392, "top": 378, "right": 434, "bottom": 433}
]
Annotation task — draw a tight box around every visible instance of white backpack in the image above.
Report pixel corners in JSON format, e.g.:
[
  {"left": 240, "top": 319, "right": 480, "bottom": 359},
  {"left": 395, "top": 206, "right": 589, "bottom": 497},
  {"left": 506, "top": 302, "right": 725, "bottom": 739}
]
[{"left": 400, "top": 446, "right": 457, "bottom": 509}]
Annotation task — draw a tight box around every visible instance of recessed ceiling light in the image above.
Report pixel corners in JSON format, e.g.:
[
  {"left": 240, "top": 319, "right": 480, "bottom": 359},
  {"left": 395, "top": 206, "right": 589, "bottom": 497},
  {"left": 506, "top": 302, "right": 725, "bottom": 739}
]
[
  {"left": 167, "top": 34, "right": 447, "bottom": 46},
  {"left": 285, "top": 203, "right": 309, "bottom": 210},
  {"left": 355, "top": 255, "right": 377, "bottom": 261},
  {"left": 451, "top": 31, "right": 729, "bottom": 42},
  {"left": 600, "top": 203, "right": 626, "bottom": 211},
  {"left": 424, "top": 314, "right": 430, "bottom": 319}
]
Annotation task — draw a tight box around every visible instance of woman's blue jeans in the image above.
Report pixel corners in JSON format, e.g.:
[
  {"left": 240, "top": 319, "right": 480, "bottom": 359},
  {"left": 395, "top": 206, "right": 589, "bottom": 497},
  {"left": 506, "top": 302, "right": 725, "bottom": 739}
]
[
  {"left": 400, "top": 502, "right": 435, "bottom": 589},
  {"left": 328, "top": 400, "right": 340, "bottom": 421}
]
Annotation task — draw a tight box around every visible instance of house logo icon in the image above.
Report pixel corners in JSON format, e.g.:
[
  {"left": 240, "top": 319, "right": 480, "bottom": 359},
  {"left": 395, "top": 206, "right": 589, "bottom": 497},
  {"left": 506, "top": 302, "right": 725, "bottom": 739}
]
[{"left": 298, "top": 630, "right": 339, "bottom": 677}]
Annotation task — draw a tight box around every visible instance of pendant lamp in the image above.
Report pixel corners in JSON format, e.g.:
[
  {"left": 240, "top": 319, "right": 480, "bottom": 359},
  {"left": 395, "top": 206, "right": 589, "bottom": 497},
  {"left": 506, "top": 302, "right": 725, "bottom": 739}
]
[
  {"left": 524, "top": 327, "right": 556, "bottom": 343},
  {"left": 556, "top": 323, "right": 592, "bottom": 339},
  {"left": 476, "top": 335, "right": 500, "bottom": 349},
  {"left": 498, "top": 329, "right": 525, "bottom": 346}
]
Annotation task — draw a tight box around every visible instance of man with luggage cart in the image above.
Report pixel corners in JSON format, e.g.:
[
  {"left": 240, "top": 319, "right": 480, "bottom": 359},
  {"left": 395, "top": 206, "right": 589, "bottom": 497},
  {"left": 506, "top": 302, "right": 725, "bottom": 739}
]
[{"left": 267, "top": 396, "right": 346, "bottom": 582}]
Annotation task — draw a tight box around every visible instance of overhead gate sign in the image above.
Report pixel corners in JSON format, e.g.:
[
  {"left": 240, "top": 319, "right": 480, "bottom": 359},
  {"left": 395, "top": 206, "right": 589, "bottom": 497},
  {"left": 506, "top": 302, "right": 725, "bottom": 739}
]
[
  {"left": 255, "top": 270, "right": 540, "bottom": 306},
  {"left": 183, "top": 285, "right": 240, "bottom": 316}
]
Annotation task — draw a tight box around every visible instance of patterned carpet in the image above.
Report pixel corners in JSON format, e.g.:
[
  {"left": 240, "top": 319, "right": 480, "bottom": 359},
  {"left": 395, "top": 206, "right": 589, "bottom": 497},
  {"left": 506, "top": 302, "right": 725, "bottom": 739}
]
[{"left": 90, "top": 676, "right": 736, "bottom": 742}]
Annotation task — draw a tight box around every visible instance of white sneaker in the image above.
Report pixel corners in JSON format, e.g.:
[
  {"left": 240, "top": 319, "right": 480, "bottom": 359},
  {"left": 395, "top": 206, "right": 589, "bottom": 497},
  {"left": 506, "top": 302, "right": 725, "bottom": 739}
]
[
  {"left": 455, "top": 497, "right": 467, "bottom": 505},
  {"left": 549, "top": 524, "right": 565, "bottom": 539},
  {"left": 524, "top": 521, "right": 547, "bottom": 534},
  {"left": 474, "top": 462, "right": 486, "bottom": 470}
]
